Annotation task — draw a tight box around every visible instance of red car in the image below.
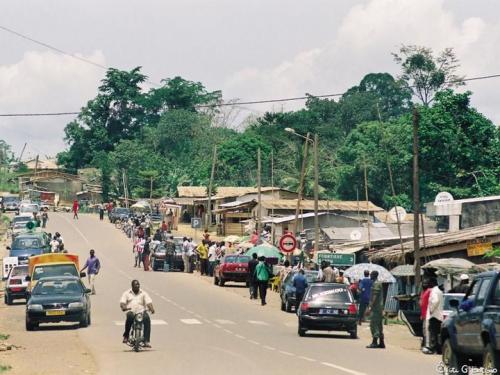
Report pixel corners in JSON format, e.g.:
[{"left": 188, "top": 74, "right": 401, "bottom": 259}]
[
  {"left": 4, "top": 265, "right": 29, "bottom": 305},
  {"left": 213, "top": 255, "right": 250, "bottom": 287}
]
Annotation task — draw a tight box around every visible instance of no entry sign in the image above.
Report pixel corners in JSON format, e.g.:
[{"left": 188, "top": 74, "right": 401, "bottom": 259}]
[{"left": 279, "top": 234, "right": 297, "bottom": 254}]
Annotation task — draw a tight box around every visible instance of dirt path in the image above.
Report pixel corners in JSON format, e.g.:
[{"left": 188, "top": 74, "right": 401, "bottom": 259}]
[{"left": 0, "top": 231, "right": 98, "bottom": 375}]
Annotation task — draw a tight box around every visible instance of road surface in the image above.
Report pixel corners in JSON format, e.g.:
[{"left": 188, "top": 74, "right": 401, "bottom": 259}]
[{"left": 40, "top": 213, "right": 440, "bottom": 375}]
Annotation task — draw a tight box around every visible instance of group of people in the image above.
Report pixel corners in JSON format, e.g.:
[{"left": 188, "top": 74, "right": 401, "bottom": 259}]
[{"left": 48, "top": 232, "right": 65, "bottom": 253}]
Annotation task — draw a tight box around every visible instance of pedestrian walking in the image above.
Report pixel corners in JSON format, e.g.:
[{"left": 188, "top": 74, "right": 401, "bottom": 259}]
[
  {"left": 143, "top": 238, "right": 151, "bottom": 271},
  {"left": 188, "top": 238, "right": 195, "bottom": 273},
  {"left": 366, "top": 270, "right": 385, "bottom": 349},
  {"left": 293, "top": 269, "right": 308, "bottom": 311},
  {"left": 80, "top": 249, "right": 101, "bottom": 295},
  {"left": 99, "top": 203, "right": 105, "bottom": 221},
  {"left": 50, "top": 236, "right": 60, "bottom": 253},
  {"left": 166, "top": 209, "right": 174, "bottom": 231},
  {"left": 208, "top": 242, "right": 217, "bottom": 276},
  {"left": 248, "top": 253, "right": 259, "bottom": 299},
  {"left": 41, "top": 210, "right": 48, "bottom": 228},
  {"left": 134, "top": 237, "right": 144, "bottom": 268},
  {"left": 181, "top": 237, "right": 190, "bottom": 273},
  {"left": 197, "top": 240, "right": 209, "bottom": 275},
  {"left": 255, "top": 256, "right": 271, "bottom": 306},
  {"left": 358, "top": 270, "right": 373, "bottom": 325},
  {"left": 419, "top": 280, "right": 431, "bottom": 351},
  {"left": 422, "top": 278, "right": 443, "bottom": 354},
  {"left": 322, "top": 262, "right": 335, "bottom": 282},
  {"left": 72, "top": 199, "right": 79, "bottom": 219}
]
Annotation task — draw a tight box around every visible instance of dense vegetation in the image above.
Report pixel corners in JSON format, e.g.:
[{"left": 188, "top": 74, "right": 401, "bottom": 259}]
[{"left": 53, "top": 46, "right": 499, "bottom": 209}]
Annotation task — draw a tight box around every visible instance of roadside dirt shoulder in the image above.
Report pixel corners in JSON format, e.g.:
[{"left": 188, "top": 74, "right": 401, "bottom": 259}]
[{"left": 0, "top": 233, "right": 98, "bottom": 375}]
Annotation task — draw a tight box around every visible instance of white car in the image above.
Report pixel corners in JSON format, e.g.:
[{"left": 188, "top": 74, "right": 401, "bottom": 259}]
[
  {"left": 3, "top": 264, "right": 29, "bottom": 305},
  {"left": 19, "top": 203, "right": 40, "bottom": 214}
]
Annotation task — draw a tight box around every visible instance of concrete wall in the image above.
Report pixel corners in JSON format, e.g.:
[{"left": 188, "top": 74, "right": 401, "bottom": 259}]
[{"left": 461, "top": 200, "right": 500, "bottom": 228}]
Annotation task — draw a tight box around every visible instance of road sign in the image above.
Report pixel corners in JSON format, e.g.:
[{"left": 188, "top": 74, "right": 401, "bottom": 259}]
[
  {"left": 388, "top": 206, "right": 407, "bottom": 222},
  {"left": 434, "top": 191, "right": 454, "bottom": 205},
  {"left": 279, "top": 234, "right": 297, "bottom": 253},
  {"left": 191, "top": 217, "right": 202, "bottom": 229},
  {"left": 349, "top": 229, "right": 362, "bottom": 241},
  {"left": 317, "top": 252, "right": 355, "bottom": 267}
]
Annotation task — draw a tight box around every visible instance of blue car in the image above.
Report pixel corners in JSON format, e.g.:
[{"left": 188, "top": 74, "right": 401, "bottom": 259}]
[
  {"left": 8, "top": 233, "right": 51, "bottom": 264},
  {"left": 280, "top": 270, "right": 318, "bottom": 312}
]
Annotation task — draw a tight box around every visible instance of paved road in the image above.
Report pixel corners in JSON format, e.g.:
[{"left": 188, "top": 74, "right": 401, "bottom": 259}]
[{"left": 45, "top": 213, "right": 440, "bottom": 375}]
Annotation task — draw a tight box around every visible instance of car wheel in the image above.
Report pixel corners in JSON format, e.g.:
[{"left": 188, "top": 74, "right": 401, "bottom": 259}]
[
  {"left": 483, "top": 343, "right": 499, "bottom": 372},
  {"left": 214, "top": 276, "right": 218, "bottom": 285},
  {"left": 25, "top": 318, "right": 37, "bottom": 331},
  {"left": 87, "top": 312, "right": 92, "bottom": 326},
  {"left": 349, "top": 328, "right": 358, "bottom": 339},
  {"left": 285, "top": 298, "right": 292, "bottom": 313},
  {"left": 79, "top": 313, "right": 89, "bottom": 328},
  {"left": 442, "top": 338, "right": 468, "bottom": 374},
  {"left": 280, "top": 298, "right": 286, "bottom": 311},
  {"left": 219, "top": 277, "right": 225, "bottom": 287},
  {"left": 298, "top": 324, "right": 306, "bottom": 337},
  {"left": 5, "top": 294, "right": 12, "bottom": 305}
]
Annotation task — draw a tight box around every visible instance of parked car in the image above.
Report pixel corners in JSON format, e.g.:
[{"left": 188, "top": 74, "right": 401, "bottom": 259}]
[
  {"left": 297, "top": 283, "right": 358, "bottom": 338},
  {"left": 19, "top": 203, "right": 40, "bottom": 215},
  {"left": 109, "top": 207, "right": 131, "bottom": 223},
  {"left": 8, "top": 233, "right": 51, "bottom": 264},
  {"left": 25, "top": 276, "right": 91, "bottom": 330},
  {"left": 399, "top": 292, "right": 466, "bottom": 338},
  {"left": 214, "top": 255, "right": 250, "bottom": 286},
  {"left": 3, "top": 265, "right": 29, "bottom": 305},
  {"left": 2, "top": 196, "right": 20, "bottom": 212},
  {"left": 10, "top": 214, "right": 34, "bottom": 229},
  {"left": 280, "top": 270, "right": 319, "bottom": 312},
  {"left": 440, "top": 271, "right": 499, "bottom": 373}
]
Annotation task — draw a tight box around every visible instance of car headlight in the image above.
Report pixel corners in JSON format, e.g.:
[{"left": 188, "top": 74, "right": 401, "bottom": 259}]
[
  {"left": 28, "top": 304, "right": 43, "bottom": 311},
  {"left": 135, "top": 313, "right": 143, "bottom": 322},
  {"left": 68, "top": 302, "right": 84, "bottom": 309}
]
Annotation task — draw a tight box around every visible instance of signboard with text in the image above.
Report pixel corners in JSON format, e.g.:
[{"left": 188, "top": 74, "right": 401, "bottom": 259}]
[
  {"left": 317, "top": 252, "right": 355, "bottom": 267},
  {"left": 466, "top": 241, "right": 492, "bottom": 257}
]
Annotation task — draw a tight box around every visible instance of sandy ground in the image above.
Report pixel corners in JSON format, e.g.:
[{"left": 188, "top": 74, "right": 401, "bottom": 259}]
[{"left": 0, "top": 221, "right": 97, "bottom": 375}]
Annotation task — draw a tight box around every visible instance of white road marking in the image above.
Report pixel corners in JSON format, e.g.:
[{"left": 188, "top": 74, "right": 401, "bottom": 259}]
[
  {"left": 213, "top": 324, "right": 222, "bottom": 329},
  {"left": 247, "top": 320, "right": 269, "bottom": 326},
  {"left": 180, "top": 319, "right": 202, "bottom": 325},
  {"left": 263, "top": 345, "right": 275, "bottom": 351},
  {"left": 298, "top": 356, "right": 315, "bottom": 362},
  {"left": 223, "top": 329, "right": 233, "bottom": 334},
  {"left": 279, "top": 350, "right": 293, "bottom": 356},
  {"left": 248, "top": 340, "right": 260, "bottom": 345},
  {"left": 214, "top": 319, "right": 235, "bottom": 325},
  {"left": 234, "top": 334, "right": 246, "bottom": 339},
  {"left": 113, "top": 320, "right": 167, "bottom": 326},
  {"left": 321, "top": 362, "right": 367, "bottom": 375}
]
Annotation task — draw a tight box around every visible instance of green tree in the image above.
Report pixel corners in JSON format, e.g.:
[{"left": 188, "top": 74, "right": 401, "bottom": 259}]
[
  {"left": 91, "top": 151, "right": 112, "bottom": 201},
  {"left": 393, "top": 45, "right": 464, "bottom": 105}
]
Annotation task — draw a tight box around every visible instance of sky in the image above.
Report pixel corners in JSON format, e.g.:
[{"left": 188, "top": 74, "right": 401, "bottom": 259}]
[{"left": 0, "top": 0, "right": 499, "bottom": 159}]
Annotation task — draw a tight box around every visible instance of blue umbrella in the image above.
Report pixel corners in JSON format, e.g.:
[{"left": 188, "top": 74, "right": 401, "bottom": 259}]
[{"left": 344, "top": 263, "right": 396, "bottom": 283}]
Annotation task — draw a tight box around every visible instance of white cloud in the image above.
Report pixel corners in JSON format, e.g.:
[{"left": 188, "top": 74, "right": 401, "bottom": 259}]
[
  {"left": 0, "top": 50, "right": 106, "bottom": 157},
  {"left": 224, "top": 0, "right": 500, "bottom": 123}
]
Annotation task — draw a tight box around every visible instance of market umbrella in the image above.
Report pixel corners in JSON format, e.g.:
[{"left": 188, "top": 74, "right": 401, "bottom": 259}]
[
  {"left": 244, "top": 245, "right": 283, "bottom": 259},
  {"left": 422, "top": 258, "right": 485, "bottom": 275},
  {"left": 390, "top": 264, "right": 423, "bottom": 277},
  {"left": 344, "top": 263, "right": 396, "bottom": 283}
]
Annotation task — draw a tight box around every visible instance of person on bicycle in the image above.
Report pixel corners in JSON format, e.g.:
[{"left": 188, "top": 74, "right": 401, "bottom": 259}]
[{"left": 120, "top": 280, "right": 155, "bottom": 347}]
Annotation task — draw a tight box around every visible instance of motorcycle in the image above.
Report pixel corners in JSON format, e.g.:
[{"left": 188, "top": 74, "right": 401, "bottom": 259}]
[{"left": 127, "top": 312, "right": 146, "bottom": 352}]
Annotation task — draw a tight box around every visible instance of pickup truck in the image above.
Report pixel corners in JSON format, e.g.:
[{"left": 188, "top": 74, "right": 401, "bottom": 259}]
[{"left": 441, "top": 271, "right": 499, "bottom": 373}]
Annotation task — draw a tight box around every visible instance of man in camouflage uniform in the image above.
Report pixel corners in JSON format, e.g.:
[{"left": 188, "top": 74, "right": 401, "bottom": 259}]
[{"left": 366, "top": 270, "right": 385, "bottom": 349}]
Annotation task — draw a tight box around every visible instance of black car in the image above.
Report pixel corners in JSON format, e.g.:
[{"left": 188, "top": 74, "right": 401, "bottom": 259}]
[
  {"left": 440, "top": 271, "right": 499, "bottom": 373},
  {"left": 297, "top": 283, "right": 358, "bottom": 338},
  {"left": 280, "top": 270, "right": 318, "bottom": 312},
  {"left": 25, "top": 276, "right": 92, "bottom": 330},
  {"left": 109, "top": 207, "right": 131, "bottom": 223}
]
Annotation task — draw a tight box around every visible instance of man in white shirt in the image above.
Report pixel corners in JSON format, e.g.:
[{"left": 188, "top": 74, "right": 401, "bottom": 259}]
[
  {"left": 182, "top": 237, "right": 190, "bottom": 273},
  {"left": 120, "top": 280, "right": 155, "bottom": 347},
  {"left": 423, "top": 278, "right": 443, "bottom": 354},
  {"left": 208, "top": 242, "right": 217, "bottom": 276},
  {"left": 50, "top": 237, "right": 60, "bottom": 253}
]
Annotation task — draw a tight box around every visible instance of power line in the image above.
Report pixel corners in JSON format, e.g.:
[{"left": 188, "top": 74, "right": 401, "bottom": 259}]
[
  {"left": 0, "top": 24, "right": 160, "bottom": 87},
  {"left": 1, "top": 72, "right": 499, "bottom": 117}
]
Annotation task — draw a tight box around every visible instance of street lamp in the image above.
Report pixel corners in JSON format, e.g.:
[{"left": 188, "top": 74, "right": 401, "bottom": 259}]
[{"left": 285, "top": 128, "right": 320, "bottom": 255}]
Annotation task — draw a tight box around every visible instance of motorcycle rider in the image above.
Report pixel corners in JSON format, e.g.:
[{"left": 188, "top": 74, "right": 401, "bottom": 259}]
[{"left": 120, "top": 280, "right": 155, "bottom": 347}]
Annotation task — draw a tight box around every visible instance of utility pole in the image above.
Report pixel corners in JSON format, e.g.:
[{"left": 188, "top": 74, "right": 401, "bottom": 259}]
[
  {"left": 313, "top": 134, "right": 319, "bottom": 254},
  {"left": 363, "top": 159, "right": 371, "bottom": 251},
  {"left": 271, "top": 149, "right": 275, "bottom": 243},
  {"left": 206, "top": 145, "right": 217, "bottom": 230},
  {"left": 413, "top": 107, "right": 422, "bottom": 291},
  {"left": 387, "top": 159, "right": 405, "bottom": 261},
  {"left": 257, "top": 148, "right": 262, "bottom": 236},
  {"left": 293, "top": 133, "right": 310, "bottom": 235}
]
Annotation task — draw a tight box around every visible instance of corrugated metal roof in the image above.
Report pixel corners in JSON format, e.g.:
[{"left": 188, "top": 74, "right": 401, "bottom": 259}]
[
  {"left": 260, "top": 199, "right": 383, "bottom": 212},
  {"left": 322, "top": 224, "right": 394, "bottom": 242},
  {"left": 177, "top": 186, "right": 286, "bottom": 199},
  {"left": 369, "top": 221, "right": 500, "bottom": 262}
]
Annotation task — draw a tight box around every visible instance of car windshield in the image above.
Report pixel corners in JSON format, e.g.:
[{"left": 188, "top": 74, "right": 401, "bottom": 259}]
[
  {"left": 12, "top": 237, "right": 42, "bottom": 249},
  {"left": 224, "top": 256, "right": 250, "bottom": 263},
  {"left": 12, "top": 216, "right": 31, "bottom": 224},
  {"left": 285, "top": 271, "right": 318, "bottom": 285},
  {"left": 305, "top": 285, "right": 352, "bottom": 303},
  {"left": 10, "top": 266, "right": 28, "bottom": 277},
  {"left": 443, "top": 294, "right": 465, "bottom": 310},
  {"left": 4, "top": 197, "right": 18, "bottom": 203},
  {"left": 32, "top": 264, "right": 79, "bottom": 281},
  {"left": 32, "top": 279, "right": 83, "bottom": 295}
]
